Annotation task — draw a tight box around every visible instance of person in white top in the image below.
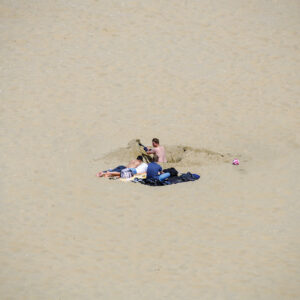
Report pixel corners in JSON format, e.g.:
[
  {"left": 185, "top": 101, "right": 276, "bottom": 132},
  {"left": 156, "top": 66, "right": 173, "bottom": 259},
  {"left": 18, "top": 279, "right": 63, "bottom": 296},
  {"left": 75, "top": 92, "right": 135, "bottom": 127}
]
[
  {"left": 129, "top": 156, "right": 148, "bottom": 175},
  {"left": 135, "top": 161, "right": 148, "bottom": 174}
]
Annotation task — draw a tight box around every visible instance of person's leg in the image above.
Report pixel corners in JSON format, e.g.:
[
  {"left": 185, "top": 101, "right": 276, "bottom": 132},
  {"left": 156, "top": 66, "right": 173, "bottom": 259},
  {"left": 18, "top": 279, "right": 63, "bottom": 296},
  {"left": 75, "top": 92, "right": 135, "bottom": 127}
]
[
  {"left": 96, "top": 171, "right": 105, "bottom": 177},
  {"left": 105, "top": 171, "right": 121, "bottom": 178},
  {"left": 96, "top": 165, "right": 126, "bottom": 177},
  {"left": 159, "top": 172, "right": 170, "bottom": 182}
]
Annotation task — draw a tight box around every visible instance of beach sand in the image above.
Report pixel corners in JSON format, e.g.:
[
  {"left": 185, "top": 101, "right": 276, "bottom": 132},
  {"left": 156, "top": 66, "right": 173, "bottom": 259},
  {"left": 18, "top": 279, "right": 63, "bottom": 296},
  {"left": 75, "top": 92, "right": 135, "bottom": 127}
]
[{"left": 1, "top": 0, "right": 300, "bottom": 299}]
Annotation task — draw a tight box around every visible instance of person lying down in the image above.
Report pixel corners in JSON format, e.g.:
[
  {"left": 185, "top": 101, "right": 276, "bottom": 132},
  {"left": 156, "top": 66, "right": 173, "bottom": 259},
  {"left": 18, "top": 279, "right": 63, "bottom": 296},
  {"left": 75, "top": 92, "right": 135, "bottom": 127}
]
[{"left": 96, "top": 156, "right": 148, "bottom": 179}]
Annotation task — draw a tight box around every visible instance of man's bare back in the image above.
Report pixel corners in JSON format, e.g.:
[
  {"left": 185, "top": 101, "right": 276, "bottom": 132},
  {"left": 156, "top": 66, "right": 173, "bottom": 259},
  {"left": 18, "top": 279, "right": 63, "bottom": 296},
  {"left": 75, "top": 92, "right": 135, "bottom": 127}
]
[{"left": 127, "top": 159, "right": 142, "bottom": 168}]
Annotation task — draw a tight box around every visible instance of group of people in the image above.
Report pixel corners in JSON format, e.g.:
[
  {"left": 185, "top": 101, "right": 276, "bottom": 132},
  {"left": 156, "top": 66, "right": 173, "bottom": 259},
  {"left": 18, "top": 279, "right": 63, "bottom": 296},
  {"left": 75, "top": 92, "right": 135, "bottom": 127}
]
[{"left": 96, "top": 138, "right": 170, "bottom": 182}]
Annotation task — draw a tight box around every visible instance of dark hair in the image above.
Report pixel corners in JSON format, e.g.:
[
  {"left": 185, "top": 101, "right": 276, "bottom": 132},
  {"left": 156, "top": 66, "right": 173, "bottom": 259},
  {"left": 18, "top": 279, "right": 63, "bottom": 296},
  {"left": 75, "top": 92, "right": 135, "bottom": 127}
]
[
  {"left": 152, "top": 138, "right": 159, "bottom": 144},
  {"left": 136, "top": 155, "right": 143, "bottom": 161}
]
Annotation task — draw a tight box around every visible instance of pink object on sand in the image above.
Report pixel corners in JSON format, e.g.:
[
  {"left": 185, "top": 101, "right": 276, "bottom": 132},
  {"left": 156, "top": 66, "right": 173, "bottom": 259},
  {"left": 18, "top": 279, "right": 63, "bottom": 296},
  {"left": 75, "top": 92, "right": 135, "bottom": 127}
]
[{"left": 232, "top": 159, "right": 240, "bottom": 165}]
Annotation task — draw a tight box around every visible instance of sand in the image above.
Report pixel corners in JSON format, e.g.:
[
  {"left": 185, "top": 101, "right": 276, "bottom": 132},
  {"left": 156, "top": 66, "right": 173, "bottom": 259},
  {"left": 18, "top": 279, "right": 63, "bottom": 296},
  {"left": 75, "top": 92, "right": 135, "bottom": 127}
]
[{"left": 1, "top": 0, "right": 300, "bottom": 299}]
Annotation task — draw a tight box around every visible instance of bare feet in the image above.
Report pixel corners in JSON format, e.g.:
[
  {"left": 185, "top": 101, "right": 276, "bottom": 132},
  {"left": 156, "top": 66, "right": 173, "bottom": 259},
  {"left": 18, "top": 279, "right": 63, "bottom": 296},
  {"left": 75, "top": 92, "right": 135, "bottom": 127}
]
[{"left": 97, "top": 171, "right": 121, "bottom": 178}]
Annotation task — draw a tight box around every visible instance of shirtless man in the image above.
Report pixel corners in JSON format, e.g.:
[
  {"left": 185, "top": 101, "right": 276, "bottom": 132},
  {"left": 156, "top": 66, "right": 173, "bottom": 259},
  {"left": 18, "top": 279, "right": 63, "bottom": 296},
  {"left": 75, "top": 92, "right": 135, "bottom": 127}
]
[{"left": 146, "top": 138, "right": 167, "bottom": 163}]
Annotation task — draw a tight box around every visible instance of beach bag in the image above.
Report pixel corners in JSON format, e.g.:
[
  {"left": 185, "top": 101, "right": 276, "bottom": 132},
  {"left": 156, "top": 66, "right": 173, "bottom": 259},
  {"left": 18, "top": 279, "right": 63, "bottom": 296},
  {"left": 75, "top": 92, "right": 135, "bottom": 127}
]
[
  {"left": 163, "top": 167, "right": 178, "bottom": 177},
  {"left": 120, "top": 168, "right": 133, "bottom": 179}
]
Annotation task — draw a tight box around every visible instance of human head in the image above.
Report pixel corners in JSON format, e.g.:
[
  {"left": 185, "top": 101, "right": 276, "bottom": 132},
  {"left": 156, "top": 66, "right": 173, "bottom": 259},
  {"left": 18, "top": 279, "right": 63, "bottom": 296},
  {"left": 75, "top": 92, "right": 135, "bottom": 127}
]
[
  {"left": 136, "top": 155, "right": 143, "bottom": 162},
  {"left": 152, "top": 138, "right": 159, "bottom": 147}
]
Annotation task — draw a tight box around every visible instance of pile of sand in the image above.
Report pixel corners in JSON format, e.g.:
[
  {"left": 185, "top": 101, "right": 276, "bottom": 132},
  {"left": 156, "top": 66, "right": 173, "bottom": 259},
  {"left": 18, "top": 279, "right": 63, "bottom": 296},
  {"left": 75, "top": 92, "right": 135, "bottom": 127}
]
[{"left": 99, "top": 139, "right": 233, "bottom": 168}]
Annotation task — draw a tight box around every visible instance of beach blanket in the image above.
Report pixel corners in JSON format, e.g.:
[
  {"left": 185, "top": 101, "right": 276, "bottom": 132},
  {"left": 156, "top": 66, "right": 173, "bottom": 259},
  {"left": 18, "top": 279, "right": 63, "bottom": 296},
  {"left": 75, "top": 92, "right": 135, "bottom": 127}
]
[
  {"left": 133, "top": 172, "right": 200, "bottom": 186},
  {"left": 120, "top": 173, "right": 147, "bottom": 182}
]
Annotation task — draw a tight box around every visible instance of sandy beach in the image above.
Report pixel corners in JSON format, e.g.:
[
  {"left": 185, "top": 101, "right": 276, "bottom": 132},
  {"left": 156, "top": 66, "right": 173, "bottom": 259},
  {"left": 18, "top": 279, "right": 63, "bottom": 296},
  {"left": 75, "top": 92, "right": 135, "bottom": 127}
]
[{"left": 1, "top": 0, "right": 300, "bottom": 299}]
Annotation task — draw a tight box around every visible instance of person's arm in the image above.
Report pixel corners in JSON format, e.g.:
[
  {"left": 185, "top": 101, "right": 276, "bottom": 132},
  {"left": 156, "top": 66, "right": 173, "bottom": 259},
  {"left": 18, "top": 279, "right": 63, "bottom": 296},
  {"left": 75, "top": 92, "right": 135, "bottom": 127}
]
[
  {"left": 147, "top": 148, "right": 156, "bottom": 154},
  {"left": 138, "top": 142, "right": 150, "bottom": 152},
  {"left": 159, "top": 166, "right": 163, "bottom": 175}
]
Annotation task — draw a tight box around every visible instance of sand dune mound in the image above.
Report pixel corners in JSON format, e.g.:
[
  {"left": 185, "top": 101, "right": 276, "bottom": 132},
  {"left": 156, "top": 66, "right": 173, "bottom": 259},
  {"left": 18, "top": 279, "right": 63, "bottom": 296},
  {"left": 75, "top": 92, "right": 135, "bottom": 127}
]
[{"left": 100, "top": 139, "right": 232, "bottom": 167}]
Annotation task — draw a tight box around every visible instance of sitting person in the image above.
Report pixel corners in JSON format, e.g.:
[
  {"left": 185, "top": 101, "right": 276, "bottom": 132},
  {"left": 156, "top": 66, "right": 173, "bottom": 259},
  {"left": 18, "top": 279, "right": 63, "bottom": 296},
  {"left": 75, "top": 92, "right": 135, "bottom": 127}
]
[
  {"left": 145, "top": 138, "right": 167, "bottom": 163},
  {"left": 96, "top": 156, "right": 147, "bottom": 178},
  {"left": 146, "top": 162, "right": 170, "bottom": 182}
]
